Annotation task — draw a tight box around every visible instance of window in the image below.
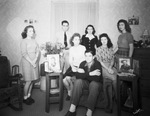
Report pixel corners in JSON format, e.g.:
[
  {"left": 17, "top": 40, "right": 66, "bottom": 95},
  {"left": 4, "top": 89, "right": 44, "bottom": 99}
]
[{"left": 50, "top": 0, "right": 99, "bottom": 41}]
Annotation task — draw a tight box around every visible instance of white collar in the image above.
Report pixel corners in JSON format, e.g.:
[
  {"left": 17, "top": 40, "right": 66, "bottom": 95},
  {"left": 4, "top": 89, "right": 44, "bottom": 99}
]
[{"left": 85, "top": 34, "right": 95, "bottom": 39}]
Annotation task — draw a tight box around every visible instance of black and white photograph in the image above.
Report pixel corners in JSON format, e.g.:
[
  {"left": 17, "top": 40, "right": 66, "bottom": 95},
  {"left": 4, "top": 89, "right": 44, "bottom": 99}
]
[
  {"left": 46, "top": 54, "right": 61, "bottom": 72},
  {"left": 128, "top": 16, "right": 139, "bottom": 25},
  {"left": 118, "top": 57, "right": 131, "bottom": 73},
  {"left": 1, "top": 0, "right": 150, "bottom": 116}
]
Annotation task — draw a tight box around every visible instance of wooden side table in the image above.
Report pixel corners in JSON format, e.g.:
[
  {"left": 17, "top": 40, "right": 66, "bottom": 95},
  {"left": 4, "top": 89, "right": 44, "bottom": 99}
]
[
  {"left": 117, "top": 73, "right": 141, "bottom": 116},
  {"left": 45, "top": 72, "right": 64, "bottom": 113}
]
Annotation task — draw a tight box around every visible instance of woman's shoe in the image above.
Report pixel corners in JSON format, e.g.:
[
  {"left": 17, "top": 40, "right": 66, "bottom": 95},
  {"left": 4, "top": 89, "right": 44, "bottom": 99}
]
[
  {"left": 66, "top": 95, "right": 71, "bottom": 101},
  {"left": 23, "top": 98, "right": 32, "bottom": 105},
  {"left": 28, "top": 97, "right": 35, "bottom": 103},
  {"left": 65, "top": 111, "right": 76, "bottom": 116},
  {"left": 105, "top": 108, "right": 112, "bottom": 113}
]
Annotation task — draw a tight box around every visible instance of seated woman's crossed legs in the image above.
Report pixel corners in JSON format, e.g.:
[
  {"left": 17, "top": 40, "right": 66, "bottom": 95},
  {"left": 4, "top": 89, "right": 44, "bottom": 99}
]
[{"left": 63, "top": 76, "right": 76, "bottom": 101}]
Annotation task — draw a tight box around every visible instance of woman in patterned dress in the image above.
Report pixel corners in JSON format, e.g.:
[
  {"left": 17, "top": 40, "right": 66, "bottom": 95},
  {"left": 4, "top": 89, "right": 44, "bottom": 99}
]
[
  {"left": 96, "top": 33, "right": 117, "bottom": 112},
  {"left": 20, "top": 25, "right": 40, "bottom": 105}
]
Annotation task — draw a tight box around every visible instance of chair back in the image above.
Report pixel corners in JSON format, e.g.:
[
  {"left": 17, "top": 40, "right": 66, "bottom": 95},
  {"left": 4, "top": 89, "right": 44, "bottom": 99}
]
[
  {"left": 12, "top": 65, "right": 19, "bottom": 76},
  {"left": 0, "top": 56, "right": 9, "bottom": 88}
]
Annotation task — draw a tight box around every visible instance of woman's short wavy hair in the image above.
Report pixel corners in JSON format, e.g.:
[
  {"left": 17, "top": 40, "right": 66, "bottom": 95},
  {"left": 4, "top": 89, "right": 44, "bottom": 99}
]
[
  {"left": 70, "top": 33, "right": 81, "bottom": 46},
  {"left": 117, "top": 19, "right": 131, "bottom": 33},
  {"left": 85, "top": 24, "right": 96, "bottom": 35},
  {"left": 21, "top": 25, "right": 35, "bottom": 39},
  {"left": 98, "top": 33, "right": 113, "bottom": 48}
]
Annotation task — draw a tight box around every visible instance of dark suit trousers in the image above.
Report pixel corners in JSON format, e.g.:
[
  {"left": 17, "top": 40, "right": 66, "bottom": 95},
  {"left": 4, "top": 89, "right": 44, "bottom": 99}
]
[{"left": 71, "top": 79, "right": 101, "bottom": 111}]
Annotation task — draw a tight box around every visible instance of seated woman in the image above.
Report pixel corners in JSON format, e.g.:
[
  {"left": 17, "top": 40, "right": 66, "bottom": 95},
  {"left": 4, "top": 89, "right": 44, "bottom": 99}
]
[
  {"left": 63, "top": 33, "right": 86, "bottom": 101},
  {"left": 96, "top": 33, "right": 117, "bottom": 113}
]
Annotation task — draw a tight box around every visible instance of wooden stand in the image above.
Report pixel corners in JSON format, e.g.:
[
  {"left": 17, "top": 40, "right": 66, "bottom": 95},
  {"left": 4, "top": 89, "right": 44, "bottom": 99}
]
[
  {"left": 117, "top": 74, "right": 141, "bottom": 116},
  {"left": 45, "top": 72, "right": 64, "bottom": 113}
]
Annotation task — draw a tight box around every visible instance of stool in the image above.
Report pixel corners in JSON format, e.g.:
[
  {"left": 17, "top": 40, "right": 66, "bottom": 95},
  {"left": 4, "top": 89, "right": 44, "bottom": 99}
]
[
  {"left": 117, "top": 74, "right": 141, "bottom": 116},
  {"left": 45, "top": 72, "right": 64, "bottom": 113}
]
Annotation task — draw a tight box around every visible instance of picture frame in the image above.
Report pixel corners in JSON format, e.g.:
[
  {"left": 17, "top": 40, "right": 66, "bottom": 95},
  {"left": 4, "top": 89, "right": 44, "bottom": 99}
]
[
  {"left": 132, "top": 59, "right": 140, "bottom": 76},
  {"left": 128, "top": 16, "right": 139, "bottom": 25},
  {"left": 117, "top": 57, "right": 132, "bottom": 73},
  {"left": 45, "top": 54, "right": 61, "bottom": 73}
]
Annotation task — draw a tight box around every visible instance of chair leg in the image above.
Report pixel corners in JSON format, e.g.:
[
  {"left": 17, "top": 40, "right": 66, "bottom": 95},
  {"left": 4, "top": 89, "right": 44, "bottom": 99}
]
[
  {"left": 9, "top": 103, "right": 22, "bottom": 111},
  {"left": 59, "top": 75, "right": 64, "bottom": 111},
  {"left": 9, "top": 85, "right": 23, "bottom": 111},
  {"left": 45, "top": 74, "right": 50, "bottom": 113}
]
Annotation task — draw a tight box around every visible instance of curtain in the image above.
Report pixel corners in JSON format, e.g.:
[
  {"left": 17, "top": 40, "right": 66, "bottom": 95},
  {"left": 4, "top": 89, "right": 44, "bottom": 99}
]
[{"left": 50, "top": 0, "right": 99, "bottom": 42}]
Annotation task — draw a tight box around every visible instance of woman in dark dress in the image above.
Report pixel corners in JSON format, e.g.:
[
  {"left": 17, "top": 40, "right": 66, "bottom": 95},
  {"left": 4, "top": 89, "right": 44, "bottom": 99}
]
[{"left": 81, "top": 25, "right": 98, "bottom": 55}]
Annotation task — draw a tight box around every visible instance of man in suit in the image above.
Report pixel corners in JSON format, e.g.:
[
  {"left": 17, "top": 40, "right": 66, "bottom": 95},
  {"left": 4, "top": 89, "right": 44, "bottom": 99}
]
[
  {"left": 56, "top": 20, "right": 72, "bottom": 74},
  {"left": 56, "top": 20, "right": 72, "bottom": 48}
]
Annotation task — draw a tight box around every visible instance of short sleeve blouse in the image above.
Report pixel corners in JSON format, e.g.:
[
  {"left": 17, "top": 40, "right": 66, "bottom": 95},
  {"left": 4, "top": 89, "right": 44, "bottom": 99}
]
[
  {"left": 96, "top": 46, "right": 114, "bottom": 63},
  {"left": 117, "top": 32, "right": 134, "bottom": 48}
]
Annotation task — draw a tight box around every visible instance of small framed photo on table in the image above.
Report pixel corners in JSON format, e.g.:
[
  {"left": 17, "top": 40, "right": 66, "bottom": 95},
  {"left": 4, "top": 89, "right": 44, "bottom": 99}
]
[
  {"left": 117, "top": 57, "right": 132, "bottom": 73},
  {"left": 45, "top": 54, "right": 61, "bottom": 73}
]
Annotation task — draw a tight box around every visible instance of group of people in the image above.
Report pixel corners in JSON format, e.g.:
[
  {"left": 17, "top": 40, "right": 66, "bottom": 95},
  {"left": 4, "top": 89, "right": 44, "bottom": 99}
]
[{"left": 20, "top": 19, "right": 134, "bottom": 116}]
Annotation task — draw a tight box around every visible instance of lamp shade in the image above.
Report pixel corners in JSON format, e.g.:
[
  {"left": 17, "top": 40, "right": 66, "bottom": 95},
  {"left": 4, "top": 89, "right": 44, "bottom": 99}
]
[{"left": 141, "top": 30, "right": 150, "bottom": 38}]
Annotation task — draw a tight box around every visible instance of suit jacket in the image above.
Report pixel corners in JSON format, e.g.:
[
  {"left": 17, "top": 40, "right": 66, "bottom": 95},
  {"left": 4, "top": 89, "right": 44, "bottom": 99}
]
[
  {"left": 76, "top": 59, "right": 103, "bottom": 83},
  {"left": 56, "top": 31, "right": 72, "bottom": 48}
]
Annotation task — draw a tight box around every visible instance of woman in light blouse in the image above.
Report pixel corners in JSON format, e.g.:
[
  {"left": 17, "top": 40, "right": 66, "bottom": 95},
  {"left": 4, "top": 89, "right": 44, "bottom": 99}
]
[{"left": 63, "top": 33, "right": 86, "bottom": 101}]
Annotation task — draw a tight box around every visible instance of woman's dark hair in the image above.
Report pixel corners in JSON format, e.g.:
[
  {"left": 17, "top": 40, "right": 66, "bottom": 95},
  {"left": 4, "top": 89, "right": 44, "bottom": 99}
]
[
  {"left": 98, "top": 33, "right": 113, "bottom": 48},
  {"left": 85, "top": 50, "right": 94, "bottom": 56},
  {"left": 21, "top": 25, "right": 35, "bottom": 39},
  {"left": 117, "top": 19, "right": 131, "bottom": 33},
  {"left": 61, "top": 20, "right": 69, "bottom": 25},
  {"left": 70, "top": 33, "right": 81, "bottom": 46},
  {"left": 85, "top": 24, "right": 96, "bottom": 35}
]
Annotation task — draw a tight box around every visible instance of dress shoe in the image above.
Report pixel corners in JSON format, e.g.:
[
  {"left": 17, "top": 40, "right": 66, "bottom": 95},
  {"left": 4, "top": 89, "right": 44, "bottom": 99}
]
[
  {"left": 105, "top": 108, "right": 112, "bottom": 113},
  {"left": 66, "top": 95, "right": 71, "bottom": 101},
  {"left": 65, "top": 111, "right": 76, "bottom": 116},
  {"left": 28, "top": 97, "right": 35, "bottom": 103},
  {"left": 23, "top": 98, "right": 32, "bottom": 105}
]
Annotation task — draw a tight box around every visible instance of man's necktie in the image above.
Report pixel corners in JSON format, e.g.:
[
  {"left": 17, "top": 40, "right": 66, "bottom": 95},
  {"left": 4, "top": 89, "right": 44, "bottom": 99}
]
[{"left": 64, "top": 32, "right": 67, "bottom": 47}]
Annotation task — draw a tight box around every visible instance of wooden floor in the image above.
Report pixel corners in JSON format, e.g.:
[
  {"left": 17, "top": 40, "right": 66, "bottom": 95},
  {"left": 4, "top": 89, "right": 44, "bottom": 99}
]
[{"left": 0, "top": 88, "right": 149, "bottom": 116}]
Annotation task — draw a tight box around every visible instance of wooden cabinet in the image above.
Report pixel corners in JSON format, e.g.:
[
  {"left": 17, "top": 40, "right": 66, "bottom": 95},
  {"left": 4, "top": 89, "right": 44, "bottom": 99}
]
[{"left": 133, "top": 48, "right": 150, "bottom": 97}]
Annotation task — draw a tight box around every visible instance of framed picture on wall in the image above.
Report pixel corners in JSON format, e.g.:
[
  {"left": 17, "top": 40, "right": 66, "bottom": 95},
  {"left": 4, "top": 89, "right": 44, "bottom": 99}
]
[
  {"left": 117, "top": 57, "right": 131, "bottom": 73},
  {"left": 132, "top": 59, "right": 140, "bottom": 76},
  {"left": 128, "top": 16, "right": 139, "bottom": 25}
]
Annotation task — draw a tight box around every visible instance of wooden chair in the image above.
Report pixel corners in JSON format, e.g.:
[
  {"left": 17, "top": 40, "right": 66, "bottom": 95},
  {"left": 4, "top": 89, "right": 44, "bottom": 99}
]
[{"left": 0, "top": 57, "right": 23, "bottom": 111}]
